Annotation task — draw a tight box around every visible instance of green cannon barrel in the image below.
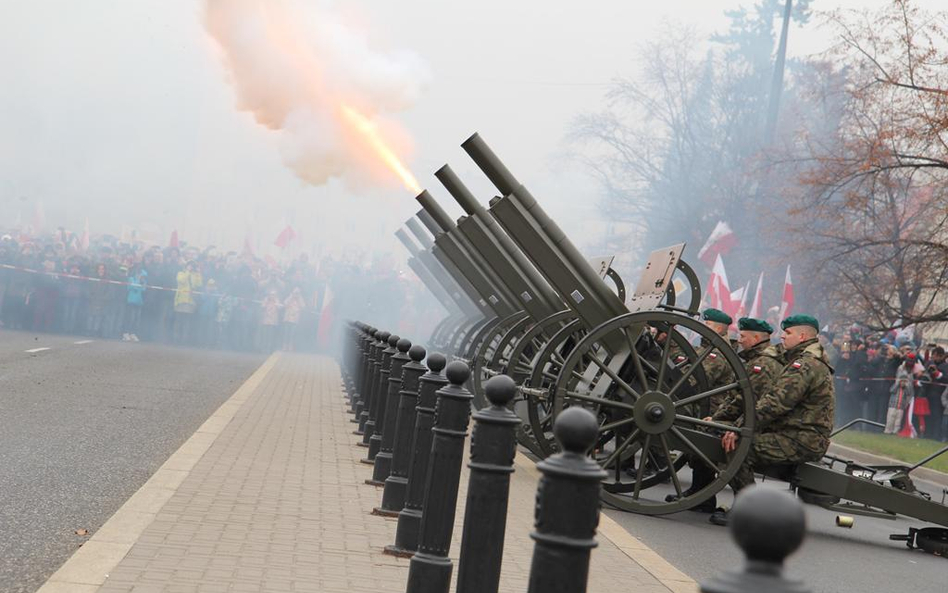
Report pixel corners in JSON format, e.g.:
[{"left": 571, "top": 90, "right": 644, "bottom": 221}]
[
  {"left": 435, "top": 164, "right": 563, "bottom": 320},
  {"left": 461, "top": 133, "right": 627, "bottom": 332},
  {"left": 395, "top": 228, "right": 475, "bottom": 317},
  {"left": 415, "top": 193, "right": 519, "bottom": 318}
]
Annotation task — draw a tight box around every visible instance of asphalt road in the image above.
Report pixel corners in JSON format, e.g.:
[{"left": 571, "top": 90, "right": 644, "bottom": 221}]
[
  {"left": 0, "top": 329, "right": 265, "bottom": 593},
  {"left": 605, "top": 475, "right": 948, "bottom": 593}
]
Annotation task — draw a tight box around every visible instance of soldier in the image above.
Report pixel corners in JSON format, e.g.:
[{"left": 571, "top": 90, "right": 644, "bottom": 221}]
[
  {"left": 710, "top": 314, "right": 836, "bottom": 526},
  {"left": 664, "top": 308, "right": 736, "bottom": 512},
  {"left": 711, "top": 317, "right": 784, "bottom": 424}
]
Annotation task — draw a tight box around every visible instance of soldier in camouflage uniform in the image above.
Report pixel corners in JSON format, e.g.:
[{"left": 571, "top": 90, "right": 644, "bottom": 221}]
[
  {"left": 710, "top": 314, "right": 836, "bottom": 526},
  {"left": 712, "top": 317, "right": 784, "bottom": 424},
  {"left": 664, "top": 308, "right": 736, "bottom": 512}
]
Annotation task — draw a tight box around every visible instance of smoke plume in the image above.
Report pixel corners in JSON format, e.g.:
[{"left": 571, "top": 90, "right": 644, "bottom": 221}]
[{"left": 205, "top": 0, "right": 430, "bottom": 189}]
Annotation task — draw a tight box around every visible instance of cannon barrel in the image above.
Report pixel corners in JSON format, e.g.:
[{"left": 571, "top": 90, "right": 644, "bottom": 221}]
[
  {"left": 414, "top": 195, "right": 520, "bottom": 318},
  {"left": 461, "top": 133, "right": 627, "bottom": 330},
  {"left": 406, "top": 217, "right": 493, "bottom": 318},
  {"left": 435, "top": 164, "right": 563, "bottom": 317},
  {"left": 395, "top": 229, "right": 472, "bottom": 316},
  {"left": 420, "top": 187, "right": 558, "bottom": 320}
]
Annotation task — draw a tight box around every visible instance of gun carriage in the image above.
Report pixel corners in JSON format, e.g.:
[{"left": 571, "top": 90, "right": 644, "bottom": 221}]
[{"left": 394, "top": 133, "right": 948, "bottom": 554}]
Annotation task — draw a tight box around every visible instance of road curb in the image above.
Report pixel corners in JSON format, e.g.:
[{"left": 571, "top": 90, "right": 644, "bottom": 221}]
[
  {"left": 828, "top": 442, "right": 948, "bottom": 488},
  {"left": 513, "top": 452, "right": 698, "bottom": 593},
  {"left": 35, "top": 352, "right": 281, "bottom": 592}
]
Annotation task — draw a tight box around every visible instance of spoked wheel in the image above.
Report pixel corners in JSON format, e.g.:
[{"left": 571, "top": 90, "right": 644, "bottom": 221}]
[
  {"left": 524, "top": 319, "right": 587, "bottom": 457},
  {"left": 550, "top": 310, "right": 755, "bottom": 515},
  {"left": 469, "top": 312, "right": 530, "bottom": 409}
]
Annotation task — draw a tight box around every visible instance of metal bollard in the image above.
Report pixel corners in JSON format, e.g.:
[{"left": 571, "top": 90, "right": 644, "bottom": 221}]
[
  {"left": 370, "top": 337, "right": 412, "bottom": 486},
  {"left": 359, "top": 330, "right": 389, "bottom": 441},
  {"left": 363, "top": 333, "right": 398, "bottom": 455},
  {"left": 348, "top": 324, "right": 367, "bottom": 418},
  {"left": 386, "top": 353, "right": 448, "bottom": 557},
  {"left": 526, "top": 407, "right": 606, "bottom": 593},
  {"left": 378, "top": 343, "right": 428, "bottom": 516},
  {"left": 700, "top": 486, "right": 809, "bottom": 593},
  {"left": 455, "top": 375, "right": 521, "bottom": 593},
  {"left": 404, "top": 361, "right": 473, "bottom": 593},
  {"left": 354, "top": 326, "right": 377, "bottom": 431}
]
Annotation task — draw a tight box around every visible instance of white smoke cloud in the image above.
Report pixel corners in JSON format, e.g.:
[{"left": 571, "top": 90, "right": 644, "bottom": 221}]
[{"left": 205, "top": 0, "right": 430, "bottom": 187}]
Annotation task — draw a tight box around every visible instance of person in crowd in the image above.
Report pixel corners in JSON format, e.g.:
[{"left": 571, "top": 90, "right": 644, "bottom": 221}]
[
  {"left": 198, "top": 278, "right": 221, "bottom": 347},
  {"left": 173, "top": 260, "right": 203, "bottom": 344},
  {"left": 87, "top": 263, "right": 111, "bottom": 337},
  {"left": 282, "top": 286, "right": 306, "bottom": 351},
  {"left": 259, "top": 288, "right": 282, "bottom": 352},
  {"left": 885, "top": 354, "right": 918, "bottom": 434},
  {"left": 60, "top": 261, "right": 85, "bottom": 334},
  {"left": 926, "top": 347, "right": 948, "bottom": 442},
  {"left": 123, "top": 265, "right": 146, "bottom": 341}
]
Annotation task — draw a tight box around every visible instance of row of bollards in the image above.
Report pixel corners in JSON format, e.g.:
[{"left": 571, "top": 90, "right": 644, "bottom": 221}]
[{"left": 340, "top": 321, "right": 811, "bottom": 593}]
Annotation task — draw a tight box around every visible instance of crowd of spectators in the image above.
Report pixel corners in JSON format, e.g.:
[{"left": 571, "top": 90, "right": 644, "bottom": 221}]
[{"left": 823, "top": 326, "right": 948, "bottom": 443}]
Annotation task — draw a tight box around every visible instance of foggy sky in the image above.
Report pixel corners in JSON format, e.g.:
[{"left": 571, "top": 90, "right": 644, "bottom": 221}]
[{"left": 0, "top": 0, "right": 933, "bottom": 261}]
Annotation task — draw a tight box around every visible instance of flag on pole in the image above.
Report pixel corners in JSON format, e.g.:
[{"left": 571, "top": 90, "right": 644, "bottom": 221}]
[
  {"left": 697, "top": 221, "right": 737, "bottom": 266},
  {"left": 899, "top": 396, "right": 918, "bottom": 438},
  {"left": 169, "top": 229, "right": 179, "bottom": 248},
  {"left": 79, "top": 218, "right": 90, "bottom": 252},
  {"left": 274, "top": 225, "right": 297, "bottom": 249},
  {"left": 778, "top": 265, "right": 794, "bottom": 320},
  {"left": 707, "top": 255, "right": 732, "bottom": 311},
  {"left": 749, "top": 272, "right": 764, "bottom": 318}
]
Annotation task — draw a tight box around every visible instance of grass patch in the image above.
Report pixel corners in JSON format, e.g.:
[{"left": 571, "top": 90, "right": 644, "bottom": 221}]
[{"left": 833, "top": 431, "right": 948, "bottom": 474}]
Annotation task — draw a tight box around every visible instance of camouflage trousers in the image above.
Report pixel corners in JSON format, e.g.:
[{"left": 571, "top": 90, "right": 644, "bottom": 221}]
[{"left": 729, "top": 432, "right": 823, "bottom": 492}]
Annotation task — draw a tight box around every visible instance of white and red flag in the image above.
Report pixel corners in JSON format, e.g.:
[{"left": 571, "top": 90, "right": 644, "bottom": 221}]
[
  {"left": 749, "top": 272, "right": 764, "bottom": 318},
  {"left": 274, "top": 225, "right": 297, "bottom": 249},
  {"left": 697, "top": 221, "right": 737, "bottom": 267},
  {"left": 778, "top": 265, "right": 794, "bottom": 320},
  {"left": 706, "top": 255, "right": 731, "bottom": 310}
]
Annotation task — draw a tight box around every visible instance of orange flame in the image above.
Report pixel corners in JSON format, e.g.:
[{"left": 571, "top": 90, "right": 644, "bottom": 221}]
[{"left": 339, "top": 104, "right": 421, "bottom": 194}]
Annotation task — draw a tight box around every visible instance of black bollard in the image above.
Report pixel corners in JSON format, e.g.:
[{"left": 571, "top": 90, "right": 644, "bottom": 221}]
[
  {"left": 363, "top": 332, "right": 397, "bottom": 452},
  {"left": 526, "top": 407, "right": 606, "bottom": 593},
  {"left": 354, "top": 327, "right": 377, "bottom": 432},
  {"left": 359, "top": 330, "right": 389, "bottom": 441},
  {"left": 370, "top": 337, "right": 412, "bottom": 486},
  {"left": 404, "top": 361, "right": 473, "bottom": 593},
  {"left": 378, "top": 343, "right": 428, "bottom": 516},
  {"left": 455, "top": 375, "right": 521, "bottom": 593},
  {"left": 386, "top": 353, "right": 448, "bottom": 557},
  {"left": 700, "top": 487, "right": 809, "bottom": 593},
  {"left": 367, "top": 334, "right": 402, "bottom": 464},
  {"left": 348, "top": 324, "right": 366, "bottom": 418}
]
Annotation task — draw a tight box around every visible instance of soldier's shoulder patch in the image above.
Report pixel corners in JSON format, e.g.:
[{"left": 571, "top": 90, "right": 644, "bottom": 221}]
[
  {"left": 708, "top": 352, "right": 718, "bottom": 359},
  {"left": 675, "top": 355, "right": 686, "bottom": 363},
  {"left": 790, "top": 360, "right": 803, "bottom": 369},
  {"left": 752, "top": 365, "right": 762, "bottom": 374}
]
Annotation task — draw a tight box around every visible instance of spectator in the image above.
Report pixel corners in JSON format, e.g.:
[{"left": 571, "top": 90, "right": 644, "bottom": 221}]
[
  {"left": 259, "top": 289, "right": 282, "bottom": 352},
  {"left": 87, "top": 263, "right": 111, "bottom": 337},
  {"left": 173, "top": 260, "right": 202, "bottom": 344},
  {"left": 282, "top": 286, "right": 306, "bottom": 351},
  {"left": 123, "top": 265, "right": 146, "bottom": 341},
  {"left": 885, "top": 355, "right": 917, "bottom": 434}
]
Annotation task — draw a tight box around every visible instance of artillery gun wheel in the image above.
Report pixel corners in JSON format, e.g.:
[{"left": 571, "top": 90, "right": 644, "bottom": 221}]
[
  {"left": 661, "top": 259, "right": 702, "bottom": 316},
  {"left": 550, "top": 310, "right": 755, "bottom": 515},
  {"left": 470, "top": 312, "right": 532, "bottom": 409}
]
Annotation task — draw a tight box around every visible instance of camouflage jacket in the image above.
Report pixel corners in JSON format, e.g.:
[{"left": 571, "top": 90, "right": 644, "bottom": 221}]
[
  {"left": 700, "top": 339, "right": 737, "bottom": 414},
  {"left": 755, "top": 339, "right": 836, "bottom": 456},
  {"left": 712, "top": 341, "right": 784, "bottom": 423}
]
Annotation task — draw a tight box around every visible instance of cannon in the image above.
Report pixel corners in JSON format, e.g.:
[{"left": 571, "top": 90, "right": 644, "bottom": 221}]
[{"left": 396, "top": 132, "right": 948, "bottom": 553}]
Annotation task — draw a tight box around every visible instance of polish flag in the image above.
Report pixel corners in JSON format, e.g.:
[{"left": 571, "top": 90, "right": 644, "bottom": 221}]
[
  {"left": 706, "top": 255, "right": 731, "bottom": 310},
  {"left": 274, "top": 225, "right": 297, "bottom": 249},
  {"left": 899, "top": 396, "right": 918, "bottom": 438},
  {"left": 729, "top": 282, "right": 749, "bottom": 319},
  {"left": 169, "top": 229, "right": 179, "bottom": 248},
  {"left": 778, "top": 265, "right": 794, "bottom": 320},
  {"left": 748, "top": 272, "right": 764, "bottom": 318},
  {"left": 697, "top": 221, "right": 737, "bottom": 267}
]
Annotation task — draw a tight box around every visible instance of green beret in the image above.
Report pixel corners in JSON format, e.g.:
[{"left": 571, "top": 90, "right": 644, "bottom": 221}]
[
  {"left": 702, "top": 308, "right": 732, "bottom": 325},
  {"left": 781, "top": 314, "right": 819, "bottom": 332},
  {"left": 738, "top": 317, "right": 773, "bottom": 334}
]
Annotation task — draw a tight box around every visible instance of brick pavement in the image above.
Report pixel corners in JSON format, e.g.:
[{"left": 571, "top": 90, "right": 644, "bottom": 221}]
[{"left": 43, "top": 353, "right": 695, "bottom": 593}]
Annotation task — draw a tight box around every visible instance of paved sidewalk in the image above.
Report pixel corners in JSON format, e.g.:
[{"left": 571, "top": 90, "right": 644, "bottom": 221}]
[{"left": 38, "top": 353, "right": 696, "bottom": 593}]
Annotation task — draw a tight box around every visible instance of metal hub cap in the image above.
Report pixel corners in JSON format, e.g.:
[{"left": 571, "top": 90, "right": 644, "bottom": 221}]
[{"left": 633, "top": 392, "right": 675, "bottom": 434}]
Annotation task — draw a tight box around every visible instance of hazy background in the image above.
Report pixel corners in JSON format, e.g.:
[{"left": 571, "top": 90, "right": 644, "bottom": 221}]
[{"left": 0, "top": 0, "right": 936, "bottom": 263}]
